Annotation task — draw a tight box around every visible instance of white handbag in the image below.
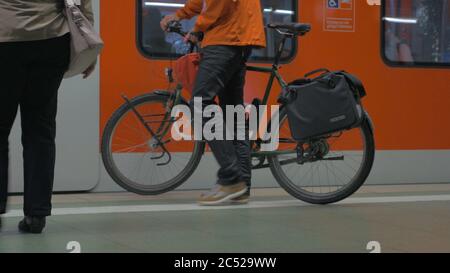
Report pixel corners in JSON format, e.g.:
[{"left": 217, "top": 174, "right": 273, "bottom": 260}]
[{"left": 63, "top": 0, "right": 104, "bottom": 78}]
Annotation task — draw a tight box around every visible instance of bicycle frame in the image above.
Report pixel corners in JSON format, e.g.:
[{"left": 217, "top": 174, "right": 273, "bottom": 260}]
[
  {"left": 246, "top": 33, "right": 296, "bottom": 159},
  {"left": 247, "top": 33, "right": 291, "bottom": 106}
]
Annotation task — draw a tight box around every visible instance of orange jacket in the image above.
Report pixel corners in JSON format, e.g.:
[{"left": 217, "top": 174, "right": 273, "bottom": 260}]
[{"left": 176, "top": 0, "right": 266, "bottom": 48}]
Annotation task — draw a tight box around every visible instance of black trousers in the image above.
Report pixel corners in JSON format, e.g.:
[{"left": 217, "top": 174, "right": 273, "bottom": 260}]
[
  {"left": 0, "top": 34, "right": 70, "bottom": 216},
  {"left": 191, "top": 45, "right": 252, "bottom": 187}
]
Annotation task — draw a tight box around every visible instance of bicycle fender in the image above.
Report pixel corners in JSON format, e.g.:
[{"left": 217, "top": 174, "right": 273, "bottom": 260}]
[{"left": 364, "top": 111, "right": 375, "bottom": 135}]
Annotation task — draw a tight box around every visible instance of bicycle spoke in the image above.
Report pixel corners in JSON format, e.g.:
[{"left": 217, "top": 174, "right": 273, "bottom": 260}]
[{"left": 113, "top": 142, "right": 148, "bottom": 153}]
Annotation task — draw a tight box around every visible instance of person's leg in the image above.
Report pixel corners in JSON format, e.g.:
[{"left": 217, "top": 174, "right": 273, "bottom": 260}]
[
  {"left": 191, "top": 46, "right": 244, "bottom": 186},
  {"left": 219, "top": 48, "right": 252, "bottom": 192},
  {"left": 20, "top": 35, "right": 70, "bottom": 218},
  {"left": 192, "top": 46, "right": 251, "bottom": 205},
  {"left": 0, "top": 42, "right": 26, "bottom": 215}
]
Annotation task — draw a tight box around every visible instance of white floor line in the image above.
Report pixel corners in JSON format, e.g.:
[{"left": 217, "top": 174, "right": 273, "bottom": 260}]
[{"left": 4, "top": 194, "right": 450, "bottom": 218}]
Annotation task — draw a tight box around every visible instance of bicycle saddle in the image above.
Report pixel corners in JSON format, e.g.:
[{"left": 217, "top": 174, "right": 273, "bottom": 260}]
[{"left": 268, "top": 23, "right": 312, "bottom": 36}]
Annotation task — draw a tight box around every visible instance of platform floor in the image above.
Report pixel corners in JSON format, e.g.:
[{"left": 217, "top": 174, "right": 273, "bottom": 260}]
[{"left": 1, "top": 184, "right": 450, "bottom": 253}]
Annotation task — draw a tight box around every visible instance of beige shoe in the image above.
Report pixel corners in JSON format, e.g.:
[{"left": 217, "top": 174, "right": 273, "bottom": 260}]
[
  {"left": 231, "top": 193, "right": 250, "bottom": 204},
  {"left": 198, "top": 182, "right": 247, "bottom": 206}
]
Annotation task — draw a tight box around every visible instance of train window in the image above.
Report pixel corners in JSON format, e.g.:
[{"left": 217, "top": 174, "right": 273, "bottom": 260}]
[
  {"left": 137, "top": 0, "right": 298, "bottom": 62},
  {"left": 382, "top": 0, "right": 450, "bottom": 67}
]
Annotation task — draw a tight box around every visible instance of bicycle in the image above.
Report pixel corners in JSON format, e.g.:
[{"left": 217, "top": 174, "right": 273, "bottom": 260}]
[{"left": 101, "top": 21, "right": 375, "bottom": 205}]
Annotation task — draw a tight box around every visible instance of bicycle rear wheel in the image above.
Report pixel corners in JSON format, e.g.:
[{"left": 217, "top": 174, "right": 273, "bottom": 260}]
[
  {"left": 268, "top": 108, "right": 375, "bottom": 204},
  {"left": 101, "top": 93, "right": 204, "bottom": 195}
]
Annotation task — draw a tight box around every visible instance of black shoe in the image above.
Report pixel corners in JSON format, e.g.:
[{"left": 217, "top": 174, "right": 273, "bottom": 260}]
[{"left": 18, "top": 216, "right": 46, "bottom": 234}]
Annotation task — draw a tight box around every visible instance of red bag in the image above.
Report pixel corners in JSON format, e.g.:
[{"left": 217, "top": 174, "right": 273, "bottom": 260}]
[{"left": 173, "top": 53, "right": 201, "bottom": 94}]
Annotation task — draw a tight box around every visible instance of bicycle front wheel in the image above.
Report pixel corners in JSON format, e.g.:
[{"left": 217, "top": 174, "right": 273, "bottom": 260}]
[
  {"left": 101, "top": 93, "right": 205, "bottom": 195},
  {"left": 268, "top": 108, "right": 375, "bottom": 204}
]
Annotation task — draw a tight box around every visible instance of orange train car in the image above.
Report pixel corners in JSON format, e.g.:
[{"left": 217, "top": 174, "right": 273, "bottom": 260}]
[{"left": 10, "top": 0, "right": 450, "bottom": 193}]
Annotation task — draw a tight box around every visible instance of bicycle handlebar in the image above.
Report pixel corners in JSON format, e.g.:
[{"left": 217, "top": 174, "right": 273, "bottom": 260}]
[
  {"left": 166, "top": 21, "right": 204, "bottom": 43},
  {"left": 166, "top": 21, "right": 187, "bottom": 36}
]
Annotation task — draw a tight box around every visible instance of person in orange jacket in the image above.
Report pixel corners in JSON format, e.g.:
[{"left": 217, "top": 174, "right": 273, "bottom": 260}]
[{"left": 161, "top": 0, "right": 266, "bottom": 205}]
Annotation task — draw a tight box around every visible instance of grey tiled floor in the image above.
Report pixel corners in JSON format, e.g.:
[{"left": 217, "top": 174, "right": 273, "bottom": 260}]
[{"left": 1, "top": 184, "right": 450, "bottom": 253}]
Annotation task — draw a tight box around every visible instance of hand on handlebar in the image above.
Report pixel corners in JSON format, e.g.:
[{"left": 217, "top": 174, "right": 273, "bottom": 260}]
[
  {"left": 161, "top": 19, "right": 204, "bottom": 50},
  {"left": 160, "top": 14, "right": 180, "bottom": 31}
]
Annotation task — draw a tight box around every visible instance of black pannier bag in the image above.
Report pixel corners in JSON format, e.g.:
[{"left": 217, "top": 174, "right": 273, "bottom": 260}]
[{"left": 279, "top": 69, "right": 366, "bottom": 141}]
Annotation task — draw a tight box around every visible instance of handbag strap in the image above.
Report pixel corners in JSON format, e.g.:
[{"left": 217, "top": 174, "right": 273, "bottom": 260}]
[{"left": 304, "top": 68, "right": 330, "bottom": 78}]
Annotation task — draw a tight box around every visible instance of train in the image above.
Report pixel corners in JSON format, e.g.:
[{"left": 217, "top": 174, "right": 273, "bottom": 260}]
[{"left": 9, "top": 0, "right": 450, "bottom": 193}]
